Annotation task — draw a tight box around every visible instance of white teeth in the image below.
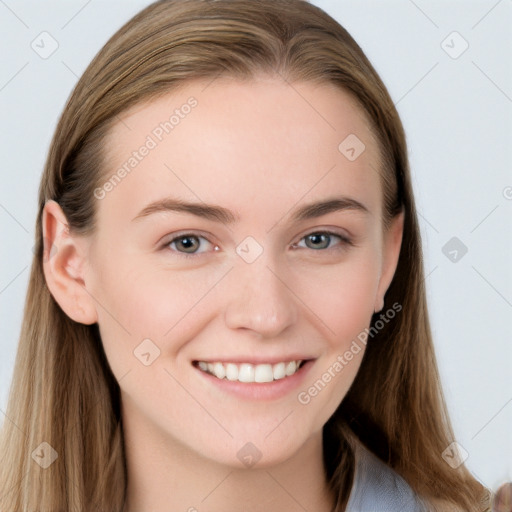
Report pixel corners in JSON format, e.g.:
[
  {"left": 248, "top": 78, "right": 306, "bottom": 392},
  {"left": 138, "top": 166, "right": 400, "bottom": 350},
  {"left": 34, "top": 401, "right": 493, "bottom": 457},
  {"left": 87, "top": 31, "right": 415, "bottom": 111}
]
[
  {"left": 272, "top": 362, "right": 286, "bottom": 380},
  {"left": 285, "top": 361, "right": 297, "bottom": 376},
  {"left": 196, "top": 360, "right": 304, "bottom": 383},
  {"left": 238, "top": 363, "right": 255, "bottom": 383},
  {"left": 225, "top": 363, "right": 239, "bottom": 381},
  {"left": 213, "top": 362, "right": 226, "bottom": 379},
  {"left": 254, "top": 364, "right": 273, "bottom": 383}
]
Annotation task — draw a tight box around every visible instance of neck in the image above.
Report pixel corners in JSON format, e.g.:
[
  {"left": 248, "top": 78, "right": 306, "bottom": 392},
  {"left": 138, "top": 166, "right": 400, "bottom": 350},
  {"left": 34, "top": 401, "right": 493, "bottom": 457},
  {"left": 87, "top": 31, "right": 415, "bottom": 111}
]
[{"left": 121, "top": 409, "right": 335, "bottom": 512}]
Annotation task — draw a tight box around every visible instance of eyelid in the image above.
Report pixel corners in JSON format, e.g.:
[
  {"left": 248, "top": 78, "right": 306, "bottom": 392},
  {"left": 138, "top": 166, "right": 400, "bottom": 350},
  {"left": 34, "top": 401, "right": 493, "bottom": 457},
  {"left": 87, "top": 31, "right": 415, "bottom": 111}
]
[
  {"left": 160, "top": 227, "right": 355, "bottom": 257},
  {"left": 292, "top": 229, "right": 354, "bottom": 250},
  {"left": 301, "top": 225, "right": 352, "bottom": 240},
  {"left": 160, "top": 230, "right": 216, "bottom": 257}
]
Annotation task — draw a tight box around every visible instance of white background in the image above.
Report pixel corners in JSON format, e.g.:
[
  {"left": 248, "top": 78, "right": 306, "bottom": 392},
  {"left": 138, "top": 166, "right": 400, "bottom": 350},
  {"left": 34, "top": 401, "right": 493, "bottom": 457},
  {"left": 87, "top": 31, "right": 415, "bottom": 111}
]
[{"left": 0, "top": 0, "right": 511, "bottom": 495}]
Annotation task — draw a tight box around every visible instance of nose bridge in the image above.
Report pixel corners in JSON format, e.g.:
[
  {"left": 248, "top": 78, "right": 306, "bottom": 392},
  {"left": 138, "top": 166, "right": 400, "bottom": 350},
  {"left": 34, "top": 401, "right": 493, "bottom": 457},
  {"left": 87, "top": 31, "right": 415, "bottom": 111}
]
[{"left": 224, "top": 244, "right": 297, "bottom": 336}]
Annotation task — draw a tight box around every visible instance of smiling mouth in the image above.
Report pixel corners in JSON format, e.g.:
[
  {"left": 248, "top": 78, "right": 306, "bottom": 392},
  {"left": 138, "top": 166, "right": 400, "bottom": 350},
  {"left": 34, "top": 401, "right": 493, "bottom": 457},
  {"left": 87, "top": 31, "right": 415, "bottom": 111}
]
[{"left": 193, "top": 360, "right": 307, "bottom": 383}]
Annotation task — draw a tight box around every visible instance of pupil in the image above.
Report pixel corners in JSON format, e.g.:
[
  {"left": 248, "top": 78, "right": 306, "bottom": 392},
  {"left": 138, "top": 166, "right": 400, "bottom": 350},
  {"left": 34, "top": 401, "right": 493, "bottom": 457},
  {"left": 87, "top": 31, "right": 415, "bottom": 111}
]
[
  {"left": 179, "top": 236, "right": 198, "bottom": 252},
  {"left": 308, "top": 234, "right": 329, "bottom": 249}
]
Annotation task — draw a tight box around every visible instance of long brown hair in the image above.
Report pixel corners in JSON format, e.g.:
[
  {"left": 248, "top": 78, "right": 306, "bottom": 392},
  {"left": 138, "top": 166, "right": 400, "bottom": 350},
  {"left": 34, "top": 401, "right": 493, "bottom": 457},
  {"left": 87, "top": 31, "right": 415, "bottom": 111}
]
[{"left": 0, "top": 0, "right": 491, "bottom": 510}]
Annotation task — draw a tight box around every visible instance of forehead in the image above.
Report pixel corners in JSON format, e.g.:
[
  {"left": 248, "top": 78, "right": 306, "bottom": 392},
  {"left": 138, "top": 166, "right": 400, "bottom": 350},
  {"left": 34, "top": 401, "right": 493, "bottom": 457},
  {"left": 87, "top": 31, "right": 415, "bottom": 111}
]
[{"left": 99, "top": 78, "right": 382, "bottom": 228}]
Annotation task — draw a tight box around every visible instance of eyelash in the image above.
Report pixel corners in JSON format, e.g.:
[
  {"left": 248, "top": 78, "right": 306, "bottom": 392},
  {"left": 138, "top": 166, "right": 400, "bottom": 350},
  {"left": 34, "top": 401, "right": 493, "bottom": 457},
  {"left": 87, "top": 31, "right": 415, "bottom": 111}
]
[{"left": 161, "top": 230, "right": 354, "bottom": 259}]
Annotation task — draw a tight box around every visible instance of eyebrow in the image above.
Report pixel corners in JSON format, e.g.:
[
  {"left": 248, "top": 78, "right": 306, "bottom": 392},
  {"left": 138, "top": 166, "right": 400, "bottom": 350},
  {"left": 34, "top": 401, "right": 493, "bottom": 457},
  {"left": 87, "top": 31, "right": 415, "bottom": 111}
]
[{"left": 131, "top": 196, "right": 370, "bottom": 224}]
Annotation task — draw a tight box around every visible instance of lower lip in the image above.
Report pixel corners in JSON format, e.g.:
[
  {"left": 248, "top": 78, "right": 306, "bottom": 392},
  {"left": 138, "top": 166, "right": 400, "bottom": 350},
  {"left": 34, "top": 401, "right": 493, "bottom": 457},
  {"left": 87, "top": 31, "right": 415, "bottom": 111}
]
[{"left": 194, "top": 360, "right": 315, "bottom": 401}]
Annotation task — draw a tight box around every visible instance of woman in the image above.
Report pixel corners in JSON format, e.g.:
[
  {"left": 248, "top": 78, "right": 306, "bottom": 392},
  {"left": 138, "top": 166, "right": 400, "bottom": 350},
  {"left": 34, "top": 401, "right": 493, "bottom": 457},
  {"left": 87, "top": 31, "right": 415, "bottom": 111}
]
[{"left": 0, "top": 0, "right": 492, "bottom": 510}]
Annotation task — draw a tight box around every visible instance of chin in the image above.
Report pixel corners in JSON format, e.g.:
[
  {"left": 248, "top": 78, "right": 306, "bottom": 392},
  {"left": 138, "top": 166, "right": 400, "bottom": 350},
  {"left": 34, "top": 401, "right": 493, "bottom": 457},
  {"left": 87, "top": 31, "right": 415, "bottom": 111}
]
[{"left": 198, "top": 432, "right": 311, "bottom": 471}]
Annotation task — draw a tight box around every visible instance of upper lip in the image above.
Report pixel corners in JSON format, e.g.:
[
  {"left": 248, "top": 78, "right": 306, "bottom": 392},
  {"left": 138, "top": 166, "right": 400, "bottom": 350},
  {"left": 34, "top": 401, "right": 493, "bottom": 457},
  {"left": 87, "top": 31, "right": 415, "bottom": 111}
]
[{"left": 193, "top": 356, "right": 315, "bottom": 365}]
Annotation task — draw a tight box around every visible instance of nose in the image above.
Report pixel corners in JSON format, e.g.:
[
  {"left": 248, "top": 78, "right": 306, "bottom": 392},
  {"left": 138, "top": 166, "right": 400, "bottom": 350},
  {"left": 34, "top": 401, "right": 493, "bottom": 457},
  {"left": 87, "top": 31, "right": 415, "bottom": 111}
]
[{"left": 224, "top": 253, "right": 298, "bottom": 338}]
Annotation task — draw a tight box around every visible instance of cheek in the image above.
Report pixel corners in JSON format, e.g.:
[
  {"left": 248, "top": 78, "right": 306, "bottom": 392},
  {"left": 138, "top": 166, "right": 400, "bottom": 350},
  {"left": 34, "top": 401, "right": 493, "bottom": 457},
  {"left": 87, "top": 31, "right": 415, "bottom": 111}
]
[
  {"left": 292, "top": 249, "right": 380, "bottom": 346},
  {"left": 90, "top": 257, "right": 224, "bottom": 368},
  {"left": 293, "top": 255, "right": 378, "bottom": 425}
]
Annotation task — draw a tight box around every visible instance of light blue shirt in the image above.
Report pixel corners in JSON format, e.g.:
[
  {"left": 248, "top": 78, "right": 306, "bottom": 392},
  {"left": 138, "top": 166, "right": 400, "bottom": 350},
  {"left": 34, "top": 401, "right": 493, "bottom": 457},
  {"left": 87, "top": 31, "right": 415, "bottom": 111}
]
[{"left": 346, "top": 442, "right": 428, "bottom": 511}]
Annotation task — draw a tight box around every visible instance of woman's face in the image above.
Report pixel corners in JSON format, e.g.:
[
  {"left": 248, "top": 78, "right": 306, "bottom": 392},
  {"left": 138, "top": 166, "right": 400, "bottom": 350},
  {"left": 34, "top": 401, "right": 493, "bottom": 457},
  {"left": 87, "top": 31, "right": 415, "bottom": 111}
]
[{"left": 45, "top": 77, "right": 403, "bottom": 468}]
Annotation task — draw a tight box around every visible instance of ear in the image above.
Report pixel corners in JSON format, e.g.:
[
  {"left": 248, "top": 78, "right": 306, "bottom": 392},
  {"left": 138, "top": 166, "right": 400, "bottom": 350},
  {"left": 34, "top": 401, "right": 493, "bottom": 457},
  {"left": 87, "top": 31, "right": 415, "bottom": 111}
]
[
  {"left": 41, "top": 200, "right": 98, "bottom": 325},
  {"left": 374, "top": 210, "right": 404, "bottom": 313}
]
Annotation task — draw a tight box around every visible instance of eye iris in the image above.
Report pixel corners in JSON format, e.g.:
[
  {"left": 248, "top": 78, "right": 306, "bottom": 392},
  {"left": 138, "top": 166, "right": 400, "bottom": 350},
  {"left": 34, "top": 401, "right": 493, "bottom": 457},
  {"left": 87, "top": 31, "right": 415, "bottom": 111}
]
[
  {"left": 177, "top": 236, "right": 199, "bottom": 253},
  {"left": 306, "top": 233, "right": 330, "bottom": 250},
  {"left": 172, "top": 233, "right": 338, "bottom": 254}
]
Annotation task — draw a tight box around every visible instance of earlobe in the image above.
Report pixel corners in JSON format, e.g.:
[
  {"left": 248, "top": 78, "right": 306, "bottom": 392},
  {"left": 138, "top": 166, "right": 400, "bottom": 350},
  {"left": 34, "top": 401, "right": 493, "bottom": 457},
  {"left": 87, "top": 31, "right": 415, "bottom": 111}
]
[
  {"left": 374, "top": 300, "right": 384, "bottom": 314},
  {"left": 375, "top": 210, "right": 405, "bottom": 313},
  {"left": 41, "top": 200, "right": 98, "bottom": 325}
]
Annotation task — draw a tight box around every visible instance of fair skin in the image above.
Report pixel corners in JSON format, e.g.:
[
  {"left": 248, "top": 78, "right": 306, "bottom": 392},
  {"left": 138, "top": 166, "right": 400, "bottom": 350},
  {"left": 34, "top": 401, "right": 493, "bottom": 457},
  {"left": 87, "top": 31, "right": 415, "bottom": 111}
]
[{"left": 42, "top": 77, "right": 403, "bottom": 512}]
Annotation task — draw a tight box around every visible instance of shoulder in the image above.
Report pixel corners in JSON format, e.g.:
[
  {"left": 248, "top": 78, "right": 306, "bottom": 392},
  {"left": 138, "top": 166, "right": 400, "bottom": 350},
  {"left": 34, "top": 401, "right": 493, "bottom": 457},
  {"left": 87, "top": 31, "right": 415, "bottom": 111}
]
[{"left": 345, "top": 442, "right": 428, "bottom": 512}]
